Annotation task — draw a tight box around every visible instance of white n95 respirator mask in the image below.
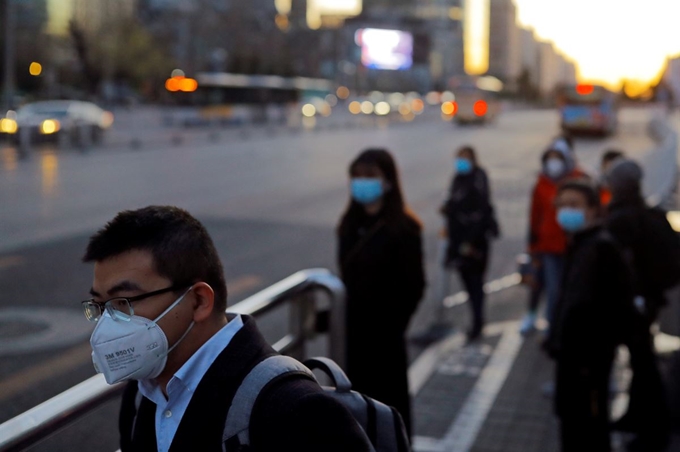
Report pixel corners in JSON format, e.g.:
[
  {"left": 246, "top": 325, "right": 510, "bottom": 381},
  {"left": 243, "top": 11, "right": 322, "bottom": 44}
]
[{"left": 90, "top": 288, "right": 194, "bottom": 384}]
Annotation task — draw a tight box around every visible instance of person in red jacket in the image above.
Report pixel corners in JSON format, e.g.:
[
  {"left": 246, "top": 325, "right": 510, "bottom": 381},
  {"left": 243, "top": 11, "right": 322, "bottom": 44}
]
[
  {"left": 598, "top": 149, "right": 624, "bottom": 207},
  {"left": 520, "top": 139, "right": 588, "bottom": 335}
]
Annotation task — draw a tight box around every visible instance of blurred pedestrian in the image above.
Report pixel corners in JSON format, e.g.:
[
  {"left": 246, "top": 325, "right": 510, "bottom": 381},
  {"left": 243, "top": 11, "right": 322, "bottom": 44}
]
[
  {"left": 440, "top": 146, "right": 499, "bottom": 341},
  {"left": 338, "top": 148, "right": 426, "bottom": 438},
  {"left": 598, "top": 149, "right": 624, "bottom": 206},
  {"left": 520, "top": 141, "right": 588, "bottom": 335},
  {"left": 605, "top": 159, "right": 678, "bottom": 451},
  {"left": 545, "top": 180, "right": 637, "bottom": 452}
]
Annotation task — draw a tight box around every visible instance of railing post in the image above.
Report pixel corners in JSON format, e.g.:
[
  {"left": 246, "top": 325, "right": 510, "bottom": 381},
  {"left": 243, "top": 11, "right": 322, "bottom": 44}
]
[
  {"left": 288, "top": 292, "right": 316, "bottom": 361},
  {"left": 328, "top": 287, "right": 347, "bottom": 371},
  {"left": 18, "top": 126, "right": 30, "bottom": 155}
]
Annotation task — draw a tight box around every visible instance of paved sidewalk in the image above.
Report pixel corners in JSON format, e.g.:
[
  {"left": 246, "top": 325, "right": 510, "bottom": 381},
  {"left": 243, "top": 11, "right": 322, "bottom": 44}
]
[{"left": 410, "top": 284, "right": 680, "bottom": 452}]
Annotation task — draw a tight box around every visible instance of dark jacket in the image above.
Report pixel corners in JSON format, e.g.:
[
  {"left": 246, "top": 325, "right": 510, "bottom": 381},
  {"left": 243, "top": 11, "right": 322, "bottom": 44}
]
[
  {"left": 607, "top": 196, "right": 666, "bottom": 319},
  {"left": 442, "top": 167, "right": 498, "bottom": 268},
  {"left": 119, "top": 315, "right": 372, "bottom": 452},
  {"left": 546, "top": 225, "right": 637, "bottom": 361},
  {"left": 338, "top": 212, "right": 425, "bottom": 436}
]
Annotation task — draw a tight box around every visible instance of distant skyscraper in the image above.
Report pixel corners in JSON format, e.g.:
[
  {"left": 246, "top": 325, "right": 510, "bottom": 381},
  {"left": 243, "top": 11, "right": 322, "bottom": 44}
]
[
  {"left": 663, "top": 55, "right": 680, "bottom": 107},
  {"left": 417, "top": 0, "right": 465, "bottom": 84},
  {"left": 487, "top": 0, "right": 520, "bottom": 84},
  {"left": 519, "top": 27, "right": 539, "bottom": 84}
]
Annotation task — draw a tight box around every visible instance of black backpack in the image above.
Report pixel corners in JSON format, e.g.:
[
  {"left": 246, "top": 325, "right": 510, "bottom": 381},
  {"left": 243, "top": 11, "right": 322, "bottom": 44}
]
[
  {"left": 635, "top": 207, "right": 680, "bottom": 296},
  {"left": 222, "top": 355, "right": 411, "bottom": 452}
]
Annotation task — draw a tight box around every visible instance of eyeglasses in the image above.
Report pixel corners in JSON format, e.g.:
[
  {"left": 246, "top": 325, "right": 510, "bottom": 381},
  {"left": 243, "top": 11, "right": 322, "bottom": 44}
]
[{"left": 81, "top": 285, "right": 189, "bottom": 323}]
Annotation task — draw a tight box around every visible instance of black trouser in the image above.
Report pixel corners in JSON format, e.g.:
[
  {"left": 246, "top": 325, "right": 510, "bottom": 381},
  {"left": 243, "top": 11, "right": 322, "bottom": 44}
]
[
  {"left": 459, "top": 266, "right": 485, "bottom": 333},
  {"left": 556, "top": 352, "right": 614, "bottom": 452},
  {"left": 624, "top": 317, "right": 670, "bottom": 439}
]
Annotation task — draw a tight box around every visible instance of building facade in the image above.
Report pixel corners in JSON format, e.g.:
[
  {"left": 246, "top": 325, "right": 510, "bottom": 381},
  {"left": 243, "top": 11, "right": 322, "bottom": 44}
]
[
  {"left": 487, "top": 0, "right": 520, "bottom": 85},
  {"left": 663, "top": 55, "right": 680, "bottom": 107}
]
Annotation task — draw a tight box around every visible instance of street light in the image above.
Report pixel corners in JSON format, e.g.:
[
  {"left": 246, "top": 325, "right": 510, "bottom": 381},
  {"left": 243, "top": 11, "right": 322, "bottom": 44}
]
[{"left": 29, "top": 62, "right": 43, "bottom": 76}]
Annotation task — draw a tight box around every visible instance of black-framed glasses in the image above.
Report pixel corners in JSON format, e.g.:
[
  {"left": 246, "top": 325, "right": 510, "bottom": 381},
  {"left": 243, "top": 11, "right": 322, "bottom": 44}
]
[{"left": 81, "top": 285, "right": 189, "bottom": 323}]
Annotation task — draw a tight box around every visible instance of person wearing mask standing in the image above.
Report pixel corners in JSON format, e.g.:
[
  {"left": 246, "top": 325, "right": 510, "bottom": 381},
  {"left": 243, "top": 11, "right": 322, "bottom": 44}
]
[
  {"left": 440, "top": 146, "right": 499, "bottom": 341},
  {"left": 605, "top": 159, "right": 676, "bottom": 451},
  {"left": 520, "top": 142, "right": 588, "bottom": 335},
  {"left": 545, "top": 180, "right": 637, "bottom": 452},
  {"left": 337, "top": 148, "right": 426, "bottom": 438}
]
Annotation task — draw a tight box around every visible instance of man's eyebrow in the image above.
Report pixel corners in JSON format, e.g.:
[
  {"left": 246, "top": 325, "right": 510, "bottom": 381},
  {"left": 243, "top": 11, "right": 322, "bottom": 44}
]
[
  {"left": 108, "top": 281, "right": 143, "bottom": 296},
  {"left": 91, "top": 281, "right": 144, "bottom": 298}
]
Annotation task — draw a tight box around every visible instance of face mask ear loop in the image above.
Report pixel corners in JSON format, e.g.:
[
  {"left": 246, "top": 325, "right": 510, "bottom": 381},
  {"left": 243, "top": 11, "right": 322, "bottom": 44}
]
[
  {"left": 163, "top": 321, "right": 195, "bottom": 358},
  {"left": 147, "top": 286, "right": 193, "bottom": 330}
]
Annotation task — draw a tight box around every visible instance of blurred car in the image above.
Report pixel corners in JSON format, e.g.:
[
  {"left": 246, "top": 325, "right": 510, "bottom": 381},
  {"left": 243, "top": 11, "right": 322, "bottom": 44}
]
[
  {"left": 449, "top": 77, "right": 502, "bottom": 125},
  {"left": 3, "top": 100, "right": 114, "bottom": 144}
]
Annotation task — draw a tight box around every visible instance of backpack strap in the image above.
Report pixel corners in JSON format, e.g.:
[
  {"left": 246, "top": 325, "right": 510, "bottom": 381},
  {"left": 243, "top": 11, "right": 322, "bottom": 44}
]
[
  {"left": 302, "top": 357, "right": 352, "bottom": 392},
  {"left": 222, "top": 355, "right": 317, "bottom": 451}
]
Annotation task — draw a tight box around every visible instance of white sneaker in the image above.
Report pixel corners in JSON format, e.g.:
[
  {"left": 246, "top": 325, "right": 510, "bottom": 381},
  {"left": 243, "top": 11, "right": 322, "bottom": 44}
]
[{"left": 519, "top": 312, "right": 537, "bottom": 336}]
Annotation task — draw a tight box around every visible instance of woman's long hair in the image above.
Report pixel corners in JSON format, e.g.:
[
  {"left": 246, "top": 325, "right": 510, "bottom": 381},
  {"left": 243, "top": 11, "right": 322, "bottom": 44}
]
[{"left": 338, "top": 148, "right": 421, "bottom": 237}]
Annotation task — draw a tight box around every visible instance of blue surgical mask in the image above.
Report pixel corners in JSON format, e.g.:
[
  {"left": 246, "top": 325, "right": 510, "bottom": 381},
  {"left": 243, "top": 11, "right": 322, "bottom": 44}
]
[
  {"left": 351, "top": 178, "right": 384, "bottom": 204},
  {"left": 557, "top": 208, "right": 586, "bottom": 232},
  {"left": 456, "top": 158, "right": 473, "bottom": 174}
]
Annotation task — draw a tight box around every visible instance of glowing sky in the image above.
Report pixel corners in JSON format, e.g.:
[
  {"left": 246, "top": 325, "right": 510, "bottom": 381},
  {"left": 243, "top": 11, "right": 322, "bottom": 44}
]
[{"left": 513, "top": 0, "right": 680, "bottom": 88}]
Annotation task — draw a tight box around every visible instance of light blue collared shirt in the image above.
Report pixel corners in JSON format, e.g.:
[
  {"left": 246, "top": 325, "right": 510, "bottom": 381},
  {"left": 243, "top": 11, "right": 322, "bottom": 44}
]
[{"left": 138, "top": 315, "right": 244, "bottom": 452}]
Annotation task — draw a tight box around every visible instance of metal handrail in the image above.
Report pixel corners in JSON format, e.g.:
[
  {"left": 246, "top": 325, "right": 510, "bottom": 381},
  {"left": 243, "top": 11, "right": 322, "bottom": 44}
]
[{"left": 0, "top": 268, "right": 346, "bottom": 452}]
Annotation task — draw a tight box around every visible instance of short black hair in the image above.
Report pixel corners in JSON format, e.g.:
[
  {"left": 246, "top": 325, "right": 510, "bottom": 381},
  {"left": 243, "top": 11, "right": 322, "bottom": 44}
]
[
  {"left": 457, "top": 145, "right": 478, "bottom": 165},
  {"left": 83, "top": 206, "right": 228, "bottom": 313},
  {"left": 601, "top": 149, "right": 624, "bottom": 166},
  {"left": 558, "top": 179, "right": 600, "bottom": 208}
]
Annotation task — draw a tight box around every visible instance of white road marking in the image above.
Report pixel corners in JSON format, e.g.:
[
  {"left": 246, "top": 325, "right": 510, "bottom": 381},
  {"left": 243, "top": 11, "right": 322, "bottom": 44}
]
[
  {"left": 409, "top": 331, "right": 466, "bottom": 395},
  {"left": 411, "top": 321, "right": 523, "bottom": 452}
]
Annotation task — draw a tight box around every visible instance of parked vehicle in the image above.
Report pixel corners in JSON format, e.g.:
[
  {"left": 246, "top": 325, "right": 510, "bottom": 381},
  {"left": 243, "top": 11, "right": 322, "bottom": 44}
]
[{"left": 5, "top": 100, "right": 114, "bottom": 144}]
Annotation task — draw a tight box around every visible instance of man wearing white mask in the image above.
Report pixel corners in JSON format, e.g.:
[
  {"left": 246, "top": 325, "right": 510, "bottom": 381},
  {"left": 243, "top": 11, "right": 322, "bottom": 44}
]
[
  {"left": 81, "top": 206, "right": 371, "bottom": 452},
  {"left": 543, "top": 180, "right": 637, "bottom": 452}
]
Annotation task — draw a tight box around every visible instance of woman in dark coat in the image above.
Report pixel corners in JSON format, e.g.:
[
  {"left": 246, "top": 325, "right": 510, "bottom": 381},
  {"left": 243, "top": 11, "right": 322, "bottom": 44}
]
[
  {"left": 441, "top": 146, "right": 498, "bottom": 341},
  {"left": 338, "top": 148, "right": 425, "bottom": 438}
]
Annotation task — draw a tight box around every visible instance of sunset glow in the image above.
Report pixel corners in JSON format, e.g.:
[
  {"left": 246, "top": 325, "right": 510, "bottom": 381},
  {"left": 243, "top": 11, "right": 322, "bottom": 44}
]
[
  {"left": 465, "top": 0, "right": 490, "bottom": 74},
  {"left": 514, "top": 0, "right": 680, "bottom": 91}
]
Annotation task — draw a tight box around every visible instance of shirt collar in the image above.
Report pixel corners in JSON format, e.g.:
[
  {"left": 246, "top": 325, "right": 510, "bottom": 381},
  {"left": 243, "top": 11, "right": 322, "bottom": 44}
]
[{"left": 139, "top": 314, "right": 244, "bottom": 402}]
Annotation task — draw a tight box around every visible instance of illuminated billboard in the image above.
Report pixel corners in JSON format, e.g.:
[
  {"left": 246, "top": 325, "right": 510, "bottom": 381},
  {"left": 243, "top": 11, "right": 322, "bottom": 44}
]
[
  {"left": 311, "top": 0, "right": 361, "bottom": 16},
  {"left": 355, "top": 28, "right": 413, "bottom": 71}
]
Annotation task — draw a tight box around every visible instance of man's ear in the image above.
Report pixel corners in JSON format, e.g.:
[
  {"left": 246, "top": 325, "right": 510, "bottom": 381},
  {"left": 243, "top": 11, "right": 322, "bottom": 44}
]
[{"left": 191, "top": 282, "right": 215, "bottom": 323}]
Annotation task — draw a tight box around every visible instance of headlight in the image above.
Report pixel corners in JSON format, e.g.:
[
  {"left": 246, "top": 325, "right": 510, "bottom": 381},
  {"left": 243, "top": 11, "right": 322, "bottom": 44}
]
[
  {"left": 0, "top": 118, "right": 18, "bottom": 134},
  {"left": 40, "top": 119, "right": 60, "bottom": 135}
]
